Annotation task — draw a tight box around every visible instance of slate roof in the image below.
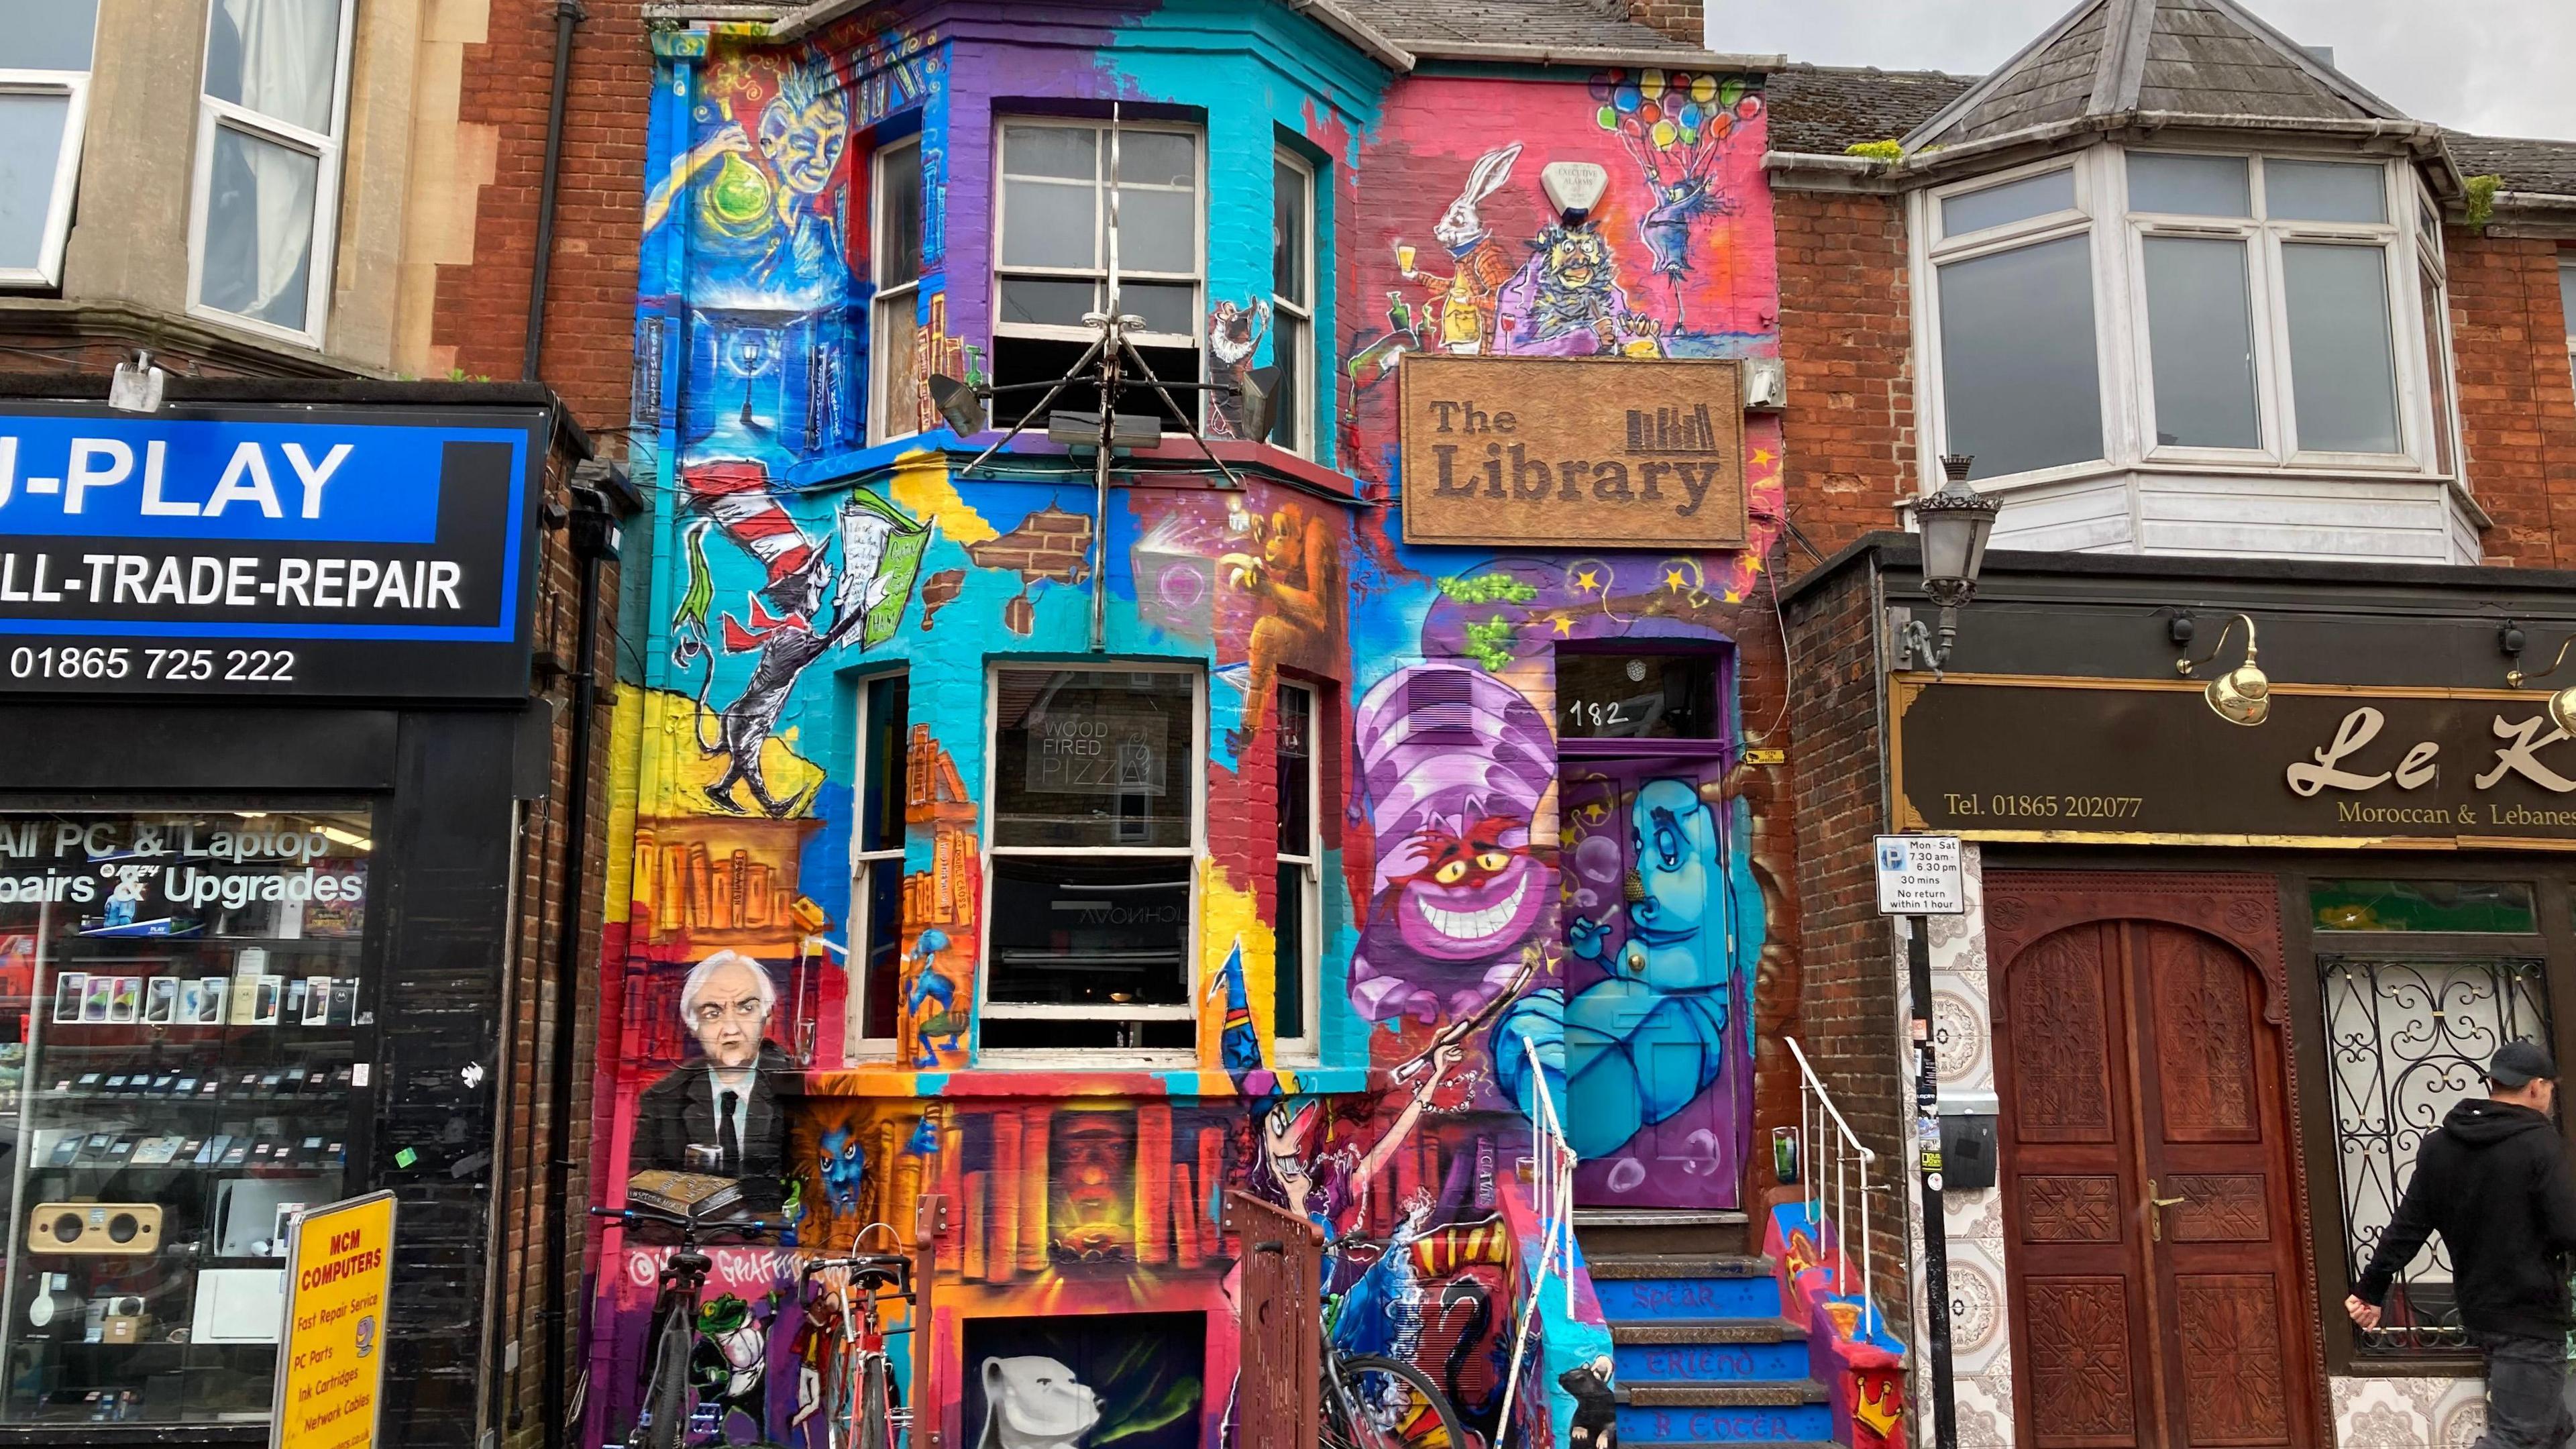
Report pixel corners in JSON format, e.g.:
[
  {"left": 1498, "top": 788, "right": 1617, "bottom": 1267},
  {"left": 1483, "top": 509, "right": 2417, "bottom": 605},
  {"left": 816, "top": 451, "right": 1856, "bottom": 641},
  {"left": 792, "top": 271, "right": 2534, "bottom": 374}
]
[
  {"left": 2447, "top": 132, "right": 2576, "bottom": 201},
  {"left": 1906, "top": 0, "right": 2404, "bottom": 152},
  {"left": 1764, "top": 63, "right": 1975, "bottom": 154},
  {"left": 1331, "top": 0, "right": 1701, "bottom": 54}
]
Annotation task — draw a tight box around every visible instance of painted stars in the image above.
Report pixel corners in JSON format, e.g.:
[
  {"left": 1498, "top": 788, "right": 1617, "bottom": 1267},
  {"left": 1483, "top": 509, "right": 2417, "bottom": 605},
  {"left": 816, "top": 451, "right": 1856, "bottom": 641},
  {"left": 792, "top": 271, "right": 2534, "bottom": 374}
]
[{"left": 1572, "top": 567, "right": 1601, "bottom": 594}]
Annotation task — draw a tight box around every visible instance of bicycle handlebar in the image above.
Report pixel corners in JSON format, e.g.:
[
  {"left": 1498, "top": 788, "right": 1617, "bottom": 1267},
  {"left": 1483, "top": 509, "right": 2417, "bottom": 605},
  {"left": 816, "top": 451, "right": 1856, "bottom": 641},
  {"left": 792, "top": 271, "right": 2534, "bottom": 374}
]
[
  {"left": 801, "top": 1252, "right": 912, "bottom": 1291},
  {"left": 588, "top": 1203, "right": 782, "bottom": 1238}
]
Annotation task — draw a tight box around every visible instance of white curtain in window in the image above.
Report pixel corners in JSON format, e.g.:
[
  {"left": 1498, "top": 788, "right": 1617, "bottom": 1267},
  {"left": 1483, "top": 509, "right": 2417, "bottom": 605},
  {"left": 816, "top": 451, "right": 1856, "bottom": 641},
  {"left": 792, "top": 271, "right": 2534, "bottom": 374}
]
[{"left": 202, "top": 0, "right": 337, "bottom": 325}]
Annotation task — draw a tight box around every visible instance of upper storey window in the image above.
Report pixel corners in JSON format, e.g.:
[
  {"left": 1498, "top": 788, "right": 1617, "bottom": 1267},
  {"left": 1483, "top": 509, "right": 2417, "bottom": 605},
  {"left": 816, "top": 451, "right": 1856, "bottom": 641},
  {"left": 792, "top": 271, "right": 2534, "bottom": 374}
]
[
  {"left": 0, "top": 0, "right": 95, "bottom": 288},
  {"left": 991, "top": 121, "right": 1202, "bottom": 427},
  {"left": 1920, "top": 148, "right": 2456, "bottom": 485},
  {"left": 189, "top": 0, "right": 356, "bottom": 345}
]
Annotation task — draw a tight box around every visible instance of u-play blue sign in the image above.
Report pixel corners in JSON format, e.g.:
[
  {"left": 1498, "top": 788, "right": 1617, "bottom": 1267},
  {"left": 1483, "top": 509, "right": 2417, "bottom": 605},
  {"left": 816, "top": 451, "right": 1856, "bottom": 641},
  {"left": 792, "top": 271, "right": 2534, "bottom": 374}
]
[{"left": 0, "top": 402, "right": 545, "bottom": 699}]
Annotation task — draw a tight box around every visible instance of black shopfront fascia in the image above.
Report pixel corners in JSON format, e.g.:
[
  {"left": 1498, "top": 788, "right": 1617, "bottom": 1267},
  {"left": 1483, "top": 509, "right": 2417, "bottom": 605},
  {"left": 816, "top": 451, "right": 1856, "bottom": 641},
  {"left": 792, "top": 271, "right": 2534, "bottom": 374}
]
[
  {"left": 1794, "top": 535, "right": 2576, "bottom": 1383},
  {"left": 0, "top": 378, "right": 592, "bottom": 1447}
]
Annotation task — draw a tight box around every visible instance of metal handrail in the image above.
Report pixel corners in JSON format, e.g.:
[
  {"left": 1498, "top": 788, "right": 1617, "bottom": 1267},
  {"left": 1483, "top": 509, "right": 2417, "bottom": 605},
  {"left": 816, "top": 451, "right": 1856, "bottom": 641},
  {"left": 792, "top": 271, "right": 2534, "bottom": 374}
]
[
  {"left": 1783, "top": 1036, "right": 1880, "bottom": 1338},
  {"left": 1497, "top": 1036, "right": 1577, "bottom": 1439}
]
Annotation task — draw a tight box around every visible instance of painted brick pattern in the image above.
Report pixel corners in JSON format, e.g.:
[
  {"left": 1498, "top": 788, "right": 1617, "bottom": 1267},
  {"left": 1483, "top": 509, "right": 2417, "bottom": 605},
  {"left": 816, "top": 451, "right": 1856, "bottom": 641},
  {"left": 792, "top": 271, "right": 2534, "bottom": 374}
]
[
  {"left": 2444, "top": 229, "right": 2576, "bottom": 566},
  {"left": 1781, "top": 556, "right": 1910, "bottom": 1327},
  {"left": 431, "top": 0, "right": 654, "bottom": 438},
  {"left": 1776, "top": 189, "right": 1916, "bottom": 553}
]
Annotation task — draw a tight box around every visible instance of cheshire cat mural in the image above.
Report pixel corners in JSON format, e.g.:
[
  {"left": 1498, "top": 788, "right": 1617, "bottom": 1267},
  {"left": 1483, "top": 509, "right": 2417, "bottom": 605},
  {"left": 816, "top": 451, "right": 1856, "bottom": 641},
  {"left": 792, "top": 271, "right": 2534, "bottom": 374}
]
[{"left": 594, "top": 10, "right": 1870, "bottom": 1449}]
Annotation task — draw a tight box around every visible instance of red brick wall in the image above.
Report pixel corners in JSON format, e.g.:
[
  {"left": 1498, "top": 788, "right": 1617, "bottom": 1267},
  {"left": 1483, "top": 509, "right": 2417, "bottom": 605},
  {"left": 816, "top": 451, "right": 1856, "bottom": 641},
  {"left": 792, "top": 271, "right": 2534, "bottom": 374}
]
[
  {"left": 2446, "top": 229, "right": 2576, "bottom": 567},
  {"left": 1625, "top": 0, "right": 1703, "bottom": 46},
  {"left": 1781, "top": 554, "right": 1909, "bottom": 1322},
  {"left": 429, "top": 0, "right": 653, "bottom": 438},
  {"left": 1775, "top": 189, "right": 1917, "bottom": 553}
]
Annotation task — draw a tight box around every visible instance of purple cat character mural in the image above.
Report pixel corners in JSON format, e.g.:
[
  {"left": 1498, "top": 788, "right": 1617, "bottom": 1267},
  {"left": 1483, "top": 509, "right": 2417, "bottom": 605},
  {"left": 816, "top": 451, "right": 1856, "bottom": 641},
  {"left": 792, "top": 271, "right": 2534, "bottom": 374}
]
[{"left": 1351, "top": 665, "right": 1556, "bottom": 1027}]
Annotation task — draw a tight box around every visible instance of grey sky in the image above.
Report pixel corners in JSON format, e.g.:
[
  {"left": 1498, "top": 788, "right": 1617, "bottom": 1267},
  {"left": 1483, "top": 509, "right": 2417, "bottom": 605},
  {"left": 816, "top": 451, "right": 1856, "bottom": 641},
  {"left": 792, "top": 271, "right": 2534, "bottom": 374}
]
[{"left": 1711, "top": 0, "right": 2576, "bottom": 142}]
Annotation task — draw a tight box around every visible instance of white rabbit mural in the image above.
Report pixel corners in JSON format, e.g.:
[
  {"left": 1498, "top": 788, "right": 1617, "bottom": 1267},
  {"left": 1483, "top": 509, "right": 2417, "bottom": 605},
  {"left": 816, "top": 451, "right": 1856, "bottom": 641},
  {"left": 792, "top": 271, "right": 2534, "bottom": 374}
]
[{"left": 1395, "top": 143, "right": 1522, "bottom": 355}]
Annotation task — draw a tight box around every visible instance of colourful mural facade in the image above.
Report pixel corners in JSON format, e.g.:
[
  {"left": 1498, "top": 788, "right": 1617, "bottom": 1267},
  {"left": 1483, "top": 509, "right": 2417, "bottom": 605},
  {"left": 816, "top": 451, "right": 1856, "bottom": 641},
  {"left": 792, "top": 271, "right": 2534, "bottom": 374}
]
[{"left": 597, "top": 9, "right": 1852, "bottom": 1449}]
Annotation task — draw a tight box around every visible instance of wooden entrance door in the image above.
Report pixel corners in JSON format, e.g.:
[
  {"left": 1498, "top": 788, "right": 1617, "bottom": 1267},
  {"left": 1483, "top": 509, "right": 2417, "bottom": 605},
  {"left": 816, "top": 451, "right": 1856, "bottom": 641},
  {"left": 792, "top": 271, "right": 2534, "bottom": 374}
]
[{"left": 1990, "top": 876, "right": 2317, "bottom": 1449}]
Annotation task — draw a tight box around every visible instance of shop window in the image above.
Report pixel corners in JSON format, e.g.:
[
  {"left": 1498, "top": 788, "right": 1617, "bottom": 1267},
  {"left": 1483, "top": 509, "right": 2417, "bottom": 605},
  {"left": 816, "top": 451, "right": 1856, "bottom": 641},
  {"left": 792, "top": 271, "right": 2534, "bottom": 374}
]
[
  {"left": 990, "top": 121, "right": 1202, "bottom": 427},
  {"left": 981, "top": 666, "right": 1200, "bottom": 1057},
  {"left": 0, "top": 0, "right": 95, "bottom": 288},
  {"left": 848, "top": 672, "right": 908, "bottom": 1059},
  {"left": 2311, "top": 879, "right": 2538, "bottom": 934},
  {"left": 1273, "top": 682, "right": 1318, "bottom": 1059},
  {"left": 188, "top": 0, "right": 354, "bottom": 345},
  {"left": 1271, "top": 148, "right": 1316, "bottom": 455},
  {"left": 1556, "top": 652, "right": 1719, "bottom": 739},
  {"left": 0, "top": 806, "right": 374, "bottom": 1421},
  {"left": 2322, "top": 953, "right": 2551, "bottom": 1357},
  {"left": 869, "top": 138, "right": 924, "bottom": 444}
]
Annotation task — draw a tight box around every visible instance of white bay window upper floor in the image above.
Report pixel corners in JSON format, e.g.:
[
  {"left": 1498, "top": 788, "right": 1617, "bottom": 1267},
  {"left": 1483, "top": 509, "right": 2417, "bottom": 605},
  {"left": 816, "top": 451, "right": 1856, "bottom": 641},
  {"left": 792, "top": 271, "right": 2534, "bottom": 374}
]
[{"left": 1913, "top": 144, "right": 2476, "bottom": 561}]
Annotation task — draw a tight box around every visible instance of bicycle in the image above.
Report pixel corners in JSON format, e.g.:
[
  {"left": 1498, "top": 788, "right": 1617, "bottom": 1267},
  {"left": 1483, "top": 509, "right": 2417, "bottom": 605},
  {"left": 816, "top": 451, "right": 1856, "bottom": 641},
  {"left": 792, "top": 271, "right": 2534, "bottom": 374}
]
[
  {"left": 1319, "top": 1286, "right": 1468, "bottom": 1449},
  {"left": 796, "top": 1223, "right": 916, "bottom": 1449},
  {"left": 591, "top": 1201, "right": 791, "bottom": 1449}
]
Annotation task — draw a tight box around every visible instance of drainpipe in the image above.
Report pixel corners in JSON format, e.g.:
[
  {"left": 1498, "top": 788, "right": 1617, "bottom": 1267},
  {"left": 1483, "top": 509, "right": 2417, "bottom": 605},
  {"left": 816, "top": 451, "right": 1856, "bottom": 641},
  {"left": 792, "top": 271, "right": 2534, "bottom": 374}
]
[
  {"left": 525, "top": 0, "right": 588, "bottom": 381},
  {"left": 542, "top": 479, "right": 622, "bottom": 1449}
]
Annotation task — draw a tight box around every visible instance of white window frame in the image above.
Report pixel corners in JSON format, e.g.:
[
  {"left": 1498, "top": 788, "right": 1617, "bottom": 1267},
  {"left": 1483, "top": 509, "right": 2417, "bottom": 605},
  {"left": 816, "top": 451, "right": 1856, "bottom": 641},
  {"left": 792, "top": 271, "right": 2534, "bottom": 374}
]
[
  {"left": 845, "top": 669, "right": 909, "bottom": 1063},
  {"left": 184, "top": 0, "right": 356, "bottom": 348},
  {"left": 869, "top": 136, "right": 922, "bottom": 445},
  {"left": 990, "top": 119, "right": 1205, "bottom": 414},
  {"left": 1272, "top": 680, "right": 1321, "bottom": 1064},
  {"left": 1271, "top": 146, "right": 1317, "bottom": 457},
  {"left": 1915, "top": 154, "right": 2111, "bottom": 491},
  {"left": 2414, "top": 189, "right": 2462, "bottom": 481},
  {"left": 0, "top": 10, "right": 95, "bottom": 289},
  {"left": 1911, "top": 144, "right": 2456, "bottom": 493},
  {"left": 975, "top": 661, "right": 1205, "bottom": 1068},
  {"left": 2559, "top": 252, "right": 2576, "bottom": 394}
]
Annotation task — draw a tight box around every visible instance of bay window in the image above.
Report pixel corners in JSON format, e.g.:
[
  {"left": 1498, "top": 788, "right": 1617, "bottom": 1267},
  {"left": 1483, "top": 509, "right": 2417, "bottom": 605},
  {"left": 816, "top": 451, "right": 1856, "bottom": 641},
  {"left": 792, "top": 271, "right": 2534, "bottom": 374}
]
[
  {"left": 847, "top": 672, "right": 909, "bottom": 1060},
  {"left": 189, "top": 0, "right": 355, "bottom": 344},
  {"left": 0, "top": 0, "right": 95, "bottom": 287},
  {"left": 870, "top": 138, "right": 923, "bottom": 443},
  {"left": 991, "top": 121, "right": 1202, "bottom": 427},
  {"left": 1270, "top": 149, "right": 1315, "bottom": 455},
  {"left": 1920, "top": 147, "right": 2455, "bottom": 486},
  {"left": 1927, "top": 162, "right": 2104, "bottom": 481},
  {"left": 1272, "top": 682, "right": 1318, "bottom": 1061},
  {"left": 981, "top": 666, "right": 1201, "bottom": 1059}
]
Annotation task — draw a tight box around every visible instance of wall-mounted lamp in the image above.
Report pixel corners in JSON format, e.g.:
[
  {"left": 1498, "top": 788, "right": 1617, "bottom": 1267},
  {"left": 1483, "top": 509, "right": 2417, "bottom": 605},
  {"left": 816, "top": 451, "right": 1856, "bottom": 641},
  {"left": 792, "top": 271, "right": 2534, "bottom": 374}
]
[
  {"left": 2506, "top": 635, "right": 2576, "bottom": 735},
  {"left": 1896, "top": 455, "right": 1999, "bottom": 674},
  {"left": 108, "top": 349, "right": 164, "bottom": 415},
  {"left": 2176, "top": 612, "right": 2270, "bottom": 726}
]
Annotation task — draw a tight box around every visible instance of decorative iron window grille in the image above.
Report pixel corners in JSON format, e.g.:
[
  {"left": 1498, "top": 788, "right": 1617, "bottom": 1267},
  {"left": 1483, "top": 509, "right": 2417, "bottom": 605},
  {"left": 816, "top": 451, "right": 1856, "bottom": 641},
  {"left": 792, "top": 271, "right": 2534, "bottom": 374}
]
[{"left": 2322, "top": 954, "right": 2552, "bottom": 1356}]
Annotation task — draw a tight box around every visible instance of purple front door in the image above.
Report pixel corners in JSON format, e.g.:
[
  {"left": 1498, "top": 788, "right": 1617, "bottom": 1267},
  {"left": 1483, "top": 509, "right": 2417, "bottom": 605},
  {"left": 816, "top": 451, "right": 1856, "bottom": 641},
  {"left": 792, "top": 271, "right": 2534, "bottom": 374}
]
[{"left": 1559, "top": 757, "right": 1748, "bottom": 1209}]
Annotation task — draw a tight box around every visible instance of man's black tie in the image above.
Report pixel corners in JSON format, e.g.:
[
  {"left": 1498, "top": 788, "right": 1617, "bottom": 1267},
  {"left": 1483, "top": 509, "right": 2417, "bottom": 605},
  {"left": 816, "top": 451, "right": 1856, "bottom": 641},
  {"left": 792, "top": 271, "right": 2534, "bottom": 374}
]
[{"left": 718, "top": 1089, "right": 743, "bottom": 1177}]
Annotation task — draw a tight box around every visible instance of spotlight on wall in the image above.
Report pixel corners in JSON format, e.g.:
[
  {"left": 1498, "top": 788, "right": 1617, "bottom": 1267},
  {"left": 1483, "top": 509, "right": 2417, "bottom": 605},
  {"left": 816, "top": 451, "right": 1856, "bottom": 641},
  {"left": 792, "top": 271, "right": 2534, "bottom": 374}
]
[
  {"left": 2506, "top": 634, "right": 2576, "bottom": 736},
  {"left": 109, "top": 349, "right": 165, "bottom": 415},
  {"left": 1236, "top": 366, "right": 1283, "bottom": 446},
  {"left": 926, "top": 374, "right": 986, "bottom": 438},
  {"left": 1539, "top": 161, "right": 1611, "bottom": 226},
  {"left": 2176, "top": 612, "right": 2271, "bottom": 726}
]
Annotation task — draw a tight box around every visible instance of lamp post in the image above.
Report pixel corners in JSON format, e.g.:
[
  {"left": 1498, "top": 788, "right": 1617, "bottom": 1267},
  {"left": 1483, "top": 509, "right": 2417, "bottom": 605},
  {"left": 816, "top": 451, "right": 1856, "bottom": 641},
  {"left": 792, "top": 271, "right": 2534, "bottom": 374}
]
[{"left": 1901, "top": 455, "right": 2000, "bottom": 674}]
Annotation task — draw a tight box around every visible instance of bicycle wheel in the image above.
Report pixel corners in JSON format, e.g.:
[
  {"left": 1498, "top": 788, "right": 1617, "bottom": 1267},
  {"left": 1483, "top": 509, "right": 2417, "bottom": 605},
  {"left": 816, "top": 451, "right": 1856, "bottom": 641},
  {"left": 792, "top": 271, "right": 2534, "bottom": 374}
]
[
  {"left": 629, "top": 1311, "right": 693, "bottom": 1449},
  {"left": 1328, "top": 1354, "right": 1468, "bottom": 1449},
  {"left": 857, "top": 1353, "right": 891, "bottom": 1449}
]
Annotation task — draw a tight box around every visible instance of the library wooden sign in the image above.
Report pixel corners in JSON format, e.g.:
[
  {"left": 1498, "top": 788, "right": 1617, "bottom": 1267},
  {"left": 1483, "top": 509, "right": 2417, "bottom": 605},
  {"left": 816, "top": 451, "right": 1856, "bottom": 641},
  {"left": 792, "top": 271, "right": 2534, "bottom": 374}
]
[
  {"left": 1398, "top": 354, "right": 1748, "bottom": 549},
  {"left": 1401, "top": 353, "right": 1762, "bottom": 546}
]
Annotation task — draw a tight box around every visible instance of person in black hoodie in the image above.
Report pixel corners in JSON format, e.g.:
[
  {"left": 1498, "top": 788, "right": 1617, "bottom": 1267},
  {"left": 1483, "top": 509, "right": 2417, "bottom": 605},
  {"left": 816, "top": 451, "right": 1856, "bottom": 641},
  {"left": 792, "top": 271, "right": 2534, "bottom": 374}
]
[{"left": 2349, "top": 1039, "right": 2576, "bottom": 1449}]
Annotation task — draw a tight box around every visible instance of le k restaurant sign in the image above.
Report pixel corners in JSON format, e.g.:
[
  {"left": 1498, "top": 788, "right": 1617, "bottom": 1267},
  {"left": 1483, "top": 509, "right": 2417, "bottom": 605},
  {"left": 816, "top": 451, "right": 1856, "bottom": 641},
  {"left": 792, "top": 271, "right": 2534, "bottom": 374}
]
[
  {"left": 1399, "top": 355, "right": 1748, "bottom": 549},
  {"left": 1895, "top": 675, "right": 2576, "bottom": 849}
]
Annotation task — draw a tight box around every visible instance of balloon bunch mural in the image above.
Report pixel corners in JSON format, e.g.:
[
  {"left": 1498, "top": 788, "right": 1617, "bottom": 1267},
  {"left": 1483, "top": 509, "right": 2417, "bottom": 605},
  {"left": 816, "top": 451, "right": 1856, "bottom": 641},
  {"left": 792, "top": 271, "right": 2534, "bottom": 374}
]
[{"left": 1590, "top": 68, "right": 1764, "bottom": 327}]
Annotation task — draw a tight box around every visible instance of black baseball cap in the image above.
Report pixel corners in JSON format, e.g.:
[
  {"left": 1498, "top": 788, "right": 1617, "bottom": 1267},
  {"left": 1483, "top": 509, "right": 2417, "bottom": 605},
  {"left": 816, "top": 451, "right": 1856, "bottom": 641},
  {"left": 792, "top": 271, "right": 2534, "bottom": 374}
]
[{"left": 2488, "top": 1040, "right": 2560, "bottom": 1089}]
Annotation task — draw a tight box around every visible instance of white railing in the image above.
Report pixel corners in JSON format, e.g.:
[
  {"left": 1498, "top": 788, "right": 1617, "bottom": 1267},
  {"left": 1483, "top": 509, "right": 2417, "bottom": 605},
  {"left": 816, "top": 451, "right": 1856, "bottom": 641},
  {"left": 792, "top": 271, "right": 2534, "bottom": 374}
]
[
  {"left": 1784, "top": 1035, "right": 1880, "bottom": 1339},
  {"left": 1497, "top": 1036, "right": 1578, "bottom": 1438}
]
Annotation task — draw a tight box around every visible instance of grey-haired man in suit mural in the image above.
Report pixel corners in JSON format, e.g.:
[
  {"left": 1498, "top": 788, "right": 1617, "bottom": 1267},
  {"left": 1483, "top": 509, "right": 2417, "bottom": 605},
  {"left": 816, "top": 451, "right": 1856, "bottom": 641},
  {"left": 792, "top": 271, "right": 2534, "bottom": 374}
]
[{"left": 635, "top": 949, "right": 795, "bottom": 1214}]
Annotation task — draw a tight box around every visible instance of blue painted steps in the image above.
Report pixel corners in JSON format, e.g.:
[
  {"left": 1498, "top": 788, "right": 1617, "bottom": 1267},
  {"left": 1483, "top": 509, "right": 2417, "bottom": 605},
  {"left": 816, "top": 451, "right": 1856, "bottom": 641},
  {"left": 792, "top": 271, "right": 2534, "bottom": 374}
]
[{"left": 1588, "top": 1253, "right": 1837, "bottom": 1447}]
